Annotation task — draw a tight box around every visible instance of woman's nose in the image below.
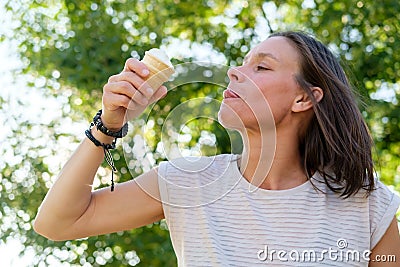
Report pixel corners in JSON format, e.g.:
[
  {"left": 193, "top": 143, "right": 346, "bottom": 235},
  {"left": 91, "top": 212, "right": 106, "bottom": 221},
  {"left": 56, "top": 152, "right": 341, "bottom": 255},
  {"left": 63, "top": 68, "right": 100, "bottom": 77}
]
[{"left": 227, "top": 66, "right": 245, "bottom": 83}]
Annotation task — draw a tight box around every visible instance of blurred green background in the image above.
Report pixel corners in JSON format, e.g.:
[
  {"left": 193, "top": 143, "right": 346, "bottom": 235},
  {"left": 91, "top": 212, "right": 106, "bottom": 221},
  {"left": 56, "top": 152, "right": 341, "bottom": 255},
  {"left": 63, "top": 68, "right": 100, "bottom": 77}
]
[{"left": 0, "top": 0, "right": 399, "bottom": 266}]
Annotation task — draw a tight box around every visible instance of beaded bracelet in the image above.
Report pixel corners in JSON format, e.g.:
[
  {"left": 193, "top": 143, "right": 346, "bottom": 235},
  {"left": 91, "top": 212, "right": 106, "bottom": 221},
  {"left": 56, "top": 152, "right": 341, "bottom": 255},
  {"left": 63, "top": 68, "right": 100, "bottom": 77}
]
[
  {"left": 85, "top": 125, "right": 118, "bottom": 191},
  {"left": 93, "top": 109, "right": 128, "bottom": 138}
]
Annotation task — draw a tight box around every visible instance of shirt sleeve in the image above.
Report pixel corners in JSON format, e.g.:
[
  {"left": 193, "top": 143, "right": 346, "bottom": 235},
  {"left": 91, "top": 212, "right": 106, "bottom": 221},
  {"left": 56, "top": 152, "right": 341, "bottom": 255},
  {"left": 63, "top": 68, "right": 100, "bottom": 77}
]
[{"left": 369, "top": 180, "right": 400, "bottom": 249}]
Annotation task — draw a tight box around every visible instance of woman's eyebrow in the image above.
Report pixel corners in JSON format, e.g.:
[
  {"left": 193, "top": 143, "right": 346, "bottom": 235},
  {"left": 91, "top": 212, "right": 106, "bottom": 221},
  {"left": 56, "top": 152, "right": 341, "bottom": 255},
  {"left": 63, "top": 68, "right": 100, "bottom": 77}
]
[
  {"left": 243, "top": 52, "right": 280, "bottom": 63},
  {"left": 256, "top": 52, "right": 280, "bottom": 62}
]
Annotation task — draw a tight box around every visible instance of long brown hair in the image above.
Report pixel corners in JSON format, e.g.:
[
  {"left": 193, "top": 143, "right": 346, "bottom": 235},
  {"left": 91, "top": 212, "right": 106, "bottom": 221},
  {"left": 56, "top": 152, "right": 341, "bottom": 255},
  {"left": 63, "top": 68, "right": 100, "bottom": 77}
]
[{"left": 270, "top": 31, "right": 375, "bottom": 198}]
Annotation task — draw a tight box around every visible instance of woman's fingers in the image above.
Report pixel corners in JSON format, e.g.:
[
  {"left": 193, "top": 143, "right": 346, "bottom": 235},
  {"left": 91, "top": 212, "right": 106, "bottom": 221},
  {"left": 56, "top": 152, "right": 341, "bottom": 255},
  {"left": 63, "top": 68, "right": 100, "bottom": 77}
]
[
  {"left": 103, "top": 90, "right": 133, "bottom": 111},
  {"left": 104, "top": 82, "right": 168, "bottom": 110},
  {"left": 123, "top": 58, "right": 150, "bottom": 78},
  {"left": 104, "top": 81, "right": 149, "bottom": 107},
  {"left": 108, "top": 71, "right": 154, "bottom": 100}
]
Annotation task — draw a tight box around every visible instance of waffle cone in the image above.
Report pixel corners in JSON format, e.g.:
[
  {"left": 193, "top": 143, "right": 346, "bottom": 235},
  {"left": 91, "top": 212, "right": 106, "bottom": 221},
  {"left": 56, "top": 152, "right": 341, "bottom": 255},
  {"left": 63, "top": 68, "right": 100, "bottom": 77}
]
[{"left": 141, "top": 53, "right": 174, "bottom": 89}]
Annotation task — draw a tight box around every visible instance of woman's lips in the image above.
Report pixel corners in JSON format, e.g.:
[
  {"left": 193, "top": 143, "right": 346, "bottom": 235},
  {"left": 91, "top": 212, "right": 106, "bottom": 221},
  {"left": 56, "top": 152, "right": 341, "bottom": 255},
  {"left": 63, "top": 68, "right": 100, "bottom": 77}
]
[{"left": 223, "top": 89, "right": 241, "bottom": 99}]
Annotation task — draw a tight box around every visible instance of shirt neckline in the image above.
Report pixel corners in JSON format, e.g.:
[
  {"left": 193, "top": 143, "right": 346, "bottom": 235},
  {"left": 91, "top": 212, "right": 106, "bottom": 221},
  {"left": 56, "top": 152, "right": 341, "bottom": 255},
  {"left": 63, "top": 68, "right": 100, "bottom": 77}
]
[{"left": 229, "top": 154, "right": 314, "bottom": 196}]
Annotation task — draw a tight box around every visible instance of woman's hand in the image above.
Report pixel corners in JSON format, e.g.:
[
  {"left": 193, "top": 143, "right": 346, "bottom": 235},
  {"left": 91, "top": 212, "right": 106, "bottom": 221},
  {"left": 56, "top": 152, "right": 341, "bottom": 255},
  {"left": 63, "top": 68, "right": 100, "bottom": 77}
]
[{"left": 101, "top": 58, "right": 168, "bottom": 130}]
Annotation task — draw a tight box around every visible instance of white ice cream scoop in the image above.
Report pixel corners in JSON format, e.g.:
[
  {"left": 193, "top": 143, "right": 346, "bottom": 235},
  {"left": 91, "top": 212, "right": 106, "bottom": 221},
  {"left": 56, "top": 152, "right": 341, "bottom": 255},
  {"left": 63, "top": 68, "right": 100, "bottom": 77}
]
[{"left": 141, "top": 48, "right": 174, "bottom": 90}]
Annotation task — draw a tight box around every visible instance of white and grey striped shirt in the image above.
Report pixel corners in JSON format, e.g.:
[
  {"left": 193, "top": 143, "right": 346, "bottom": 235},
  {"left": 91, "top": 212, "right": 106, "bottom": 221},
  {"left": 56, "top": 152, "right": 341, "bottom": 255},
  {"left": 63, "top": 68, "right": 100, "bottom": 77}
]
[{"left": 158, "top": 154, "right": 399, "bottom": 266}]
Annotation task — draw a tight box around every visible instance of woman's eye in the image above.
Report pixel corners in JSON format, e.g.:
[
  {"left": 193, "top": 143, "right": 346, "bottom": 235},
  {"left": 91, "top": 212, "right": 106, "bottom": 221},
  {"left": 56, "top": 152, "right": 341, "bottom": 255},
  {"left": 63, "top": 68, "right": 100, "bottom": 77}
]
[{"left": 257, "top": 66, "right": 270, "bottom": 71}]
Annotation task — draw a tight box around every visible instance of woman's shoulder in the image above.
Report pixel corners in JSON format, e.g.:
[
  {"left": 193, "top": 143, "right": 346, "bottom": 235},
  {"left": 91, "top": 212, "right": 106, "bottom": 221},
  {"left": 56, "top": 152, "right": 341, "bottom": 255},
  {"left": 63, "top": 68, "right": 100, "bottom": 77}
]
[
  {"left": 368, "top": 180, "right": 400, "bottom": 213},
  {"left": 157, "top": 154, "right": 239, "bottom": 208},
  {"left": 159, "top": 153, "right": 236, "bottom": 174}
]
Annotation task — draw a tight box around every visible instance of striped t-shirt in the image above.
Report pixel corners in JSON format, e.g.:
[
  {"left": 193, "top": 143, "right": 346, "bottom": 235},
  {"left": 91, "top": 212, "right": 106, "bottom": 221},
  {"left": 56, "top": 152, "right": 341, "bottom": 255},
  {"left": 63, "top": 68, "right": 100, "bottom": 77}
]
[{"left": 158, "top": 154, "right": 400, "bottom": 266}]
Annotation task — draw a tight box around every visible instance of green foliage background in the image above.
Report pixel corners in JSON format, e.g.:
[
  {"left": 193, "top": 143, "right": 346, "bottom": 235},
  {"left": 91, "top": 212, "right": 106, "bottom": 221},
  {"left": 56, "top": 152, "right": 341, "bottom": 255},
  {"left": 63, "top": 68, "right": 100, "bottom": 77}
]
[{"left": 0, "top": 0, "right": 399, "bottom": 265}]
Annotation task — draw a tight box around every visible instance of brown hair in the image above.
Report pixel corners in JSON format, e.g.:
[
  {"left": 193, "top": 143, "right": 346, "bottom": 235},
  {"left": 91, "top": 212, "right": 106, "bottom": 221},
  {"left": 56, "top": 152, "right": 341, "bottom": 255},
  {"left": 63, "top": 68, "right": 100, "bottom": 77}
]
[{"left": 270, "top": 31, "right": 375, "bottom": 198}]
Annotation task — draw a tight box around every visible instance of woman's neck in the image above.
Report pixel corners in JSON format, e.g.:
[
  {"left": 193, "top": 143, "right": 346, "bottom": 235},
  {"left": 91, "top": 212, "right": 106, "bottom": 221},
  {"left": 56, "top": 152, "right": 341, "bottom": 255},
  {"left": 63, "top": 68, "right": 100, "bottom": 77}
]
[{"left": 239, "top": 128, "right": 308, "bottom": 190}]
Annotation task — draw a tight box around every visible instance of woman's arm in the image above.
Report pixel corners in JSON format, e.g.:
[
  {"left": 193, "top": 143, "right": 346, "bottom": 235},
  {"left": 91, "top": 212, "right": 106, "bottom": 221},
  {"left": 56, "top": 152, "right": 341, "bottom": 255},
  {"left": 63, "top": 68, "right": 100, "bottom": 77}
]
[
  {"left": 369, "top": 217, "right": 400, "bottom": 266},
  {"left": 33, "top": 58, "right": 168, "bottom": 241}
]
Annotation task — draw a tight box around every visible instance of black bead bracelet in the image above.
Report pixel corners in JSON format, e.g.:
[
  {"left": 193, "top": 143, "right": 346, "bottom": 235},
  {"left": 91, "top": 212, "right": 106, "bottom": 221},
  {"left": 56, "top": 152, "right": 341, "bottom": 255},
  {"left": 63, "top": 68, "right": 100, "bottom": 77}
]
[
  {"left": 93, "top": 109, "right": 128, "bottom": 138},
  {"left": 85, "top": 109, "right": 129, "bottom": 192}
]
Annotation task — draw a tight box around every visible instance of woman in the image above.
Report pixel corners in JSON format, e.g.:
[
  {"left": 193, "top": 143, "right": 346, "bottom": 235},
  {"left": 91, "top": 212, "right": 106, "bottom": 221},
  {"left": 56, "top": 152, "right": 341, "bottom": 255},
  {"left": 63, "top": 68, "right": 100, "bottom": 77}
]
[{"left": 34, "top": 31, "right": 400, "bottom": 266}]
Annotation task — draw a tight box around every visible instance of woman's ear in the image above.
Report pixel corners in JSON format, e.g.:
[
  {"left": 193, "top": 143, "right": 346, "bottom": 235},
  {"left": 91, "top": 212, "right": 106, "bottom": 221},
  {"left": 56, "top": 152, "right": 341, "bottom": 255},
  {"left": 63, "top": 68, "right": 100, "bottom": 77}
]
[{"left": 292, "top": 87, "right": 323, "bottom": 113}]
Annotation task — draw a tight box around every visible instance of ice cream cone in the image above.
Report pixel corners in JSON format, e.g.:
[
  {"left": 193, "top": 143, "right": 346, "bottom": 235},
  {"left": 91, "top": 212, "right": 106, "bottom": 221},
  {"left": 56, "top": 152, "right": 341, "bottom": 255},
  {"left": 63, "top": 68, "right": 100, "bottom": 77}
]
[{"left": 141, "top": 49, "right": 174, "bottom": 90}]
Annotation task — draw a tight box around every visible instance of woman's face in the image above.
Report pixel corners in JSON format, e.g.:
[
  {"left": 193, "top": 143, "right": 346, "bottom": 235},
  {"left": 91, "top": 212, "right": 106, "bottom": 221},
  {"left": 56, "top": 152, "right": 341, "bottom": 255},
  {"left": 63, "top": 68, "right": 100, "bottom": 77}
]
[{"left": 218, "top": 36, "right": 303, "bottom": 132}]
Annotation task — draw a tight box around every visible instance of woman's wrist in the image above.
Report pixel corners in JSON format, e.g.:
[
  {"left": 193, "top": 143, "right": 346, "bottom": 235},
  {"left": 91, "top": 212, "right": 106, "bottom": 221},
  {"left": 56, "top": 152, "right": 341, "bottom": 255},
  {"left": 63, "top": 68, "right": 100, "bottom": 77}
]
[
  {"left": 93, "top": 110, "right": 128, "bottom": 138},
  {"left": 100, "top": 114, "right": 123, "bottom": 132},
  {"left": 90, "top": 127, "right": 116, "bottom": 145}
]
